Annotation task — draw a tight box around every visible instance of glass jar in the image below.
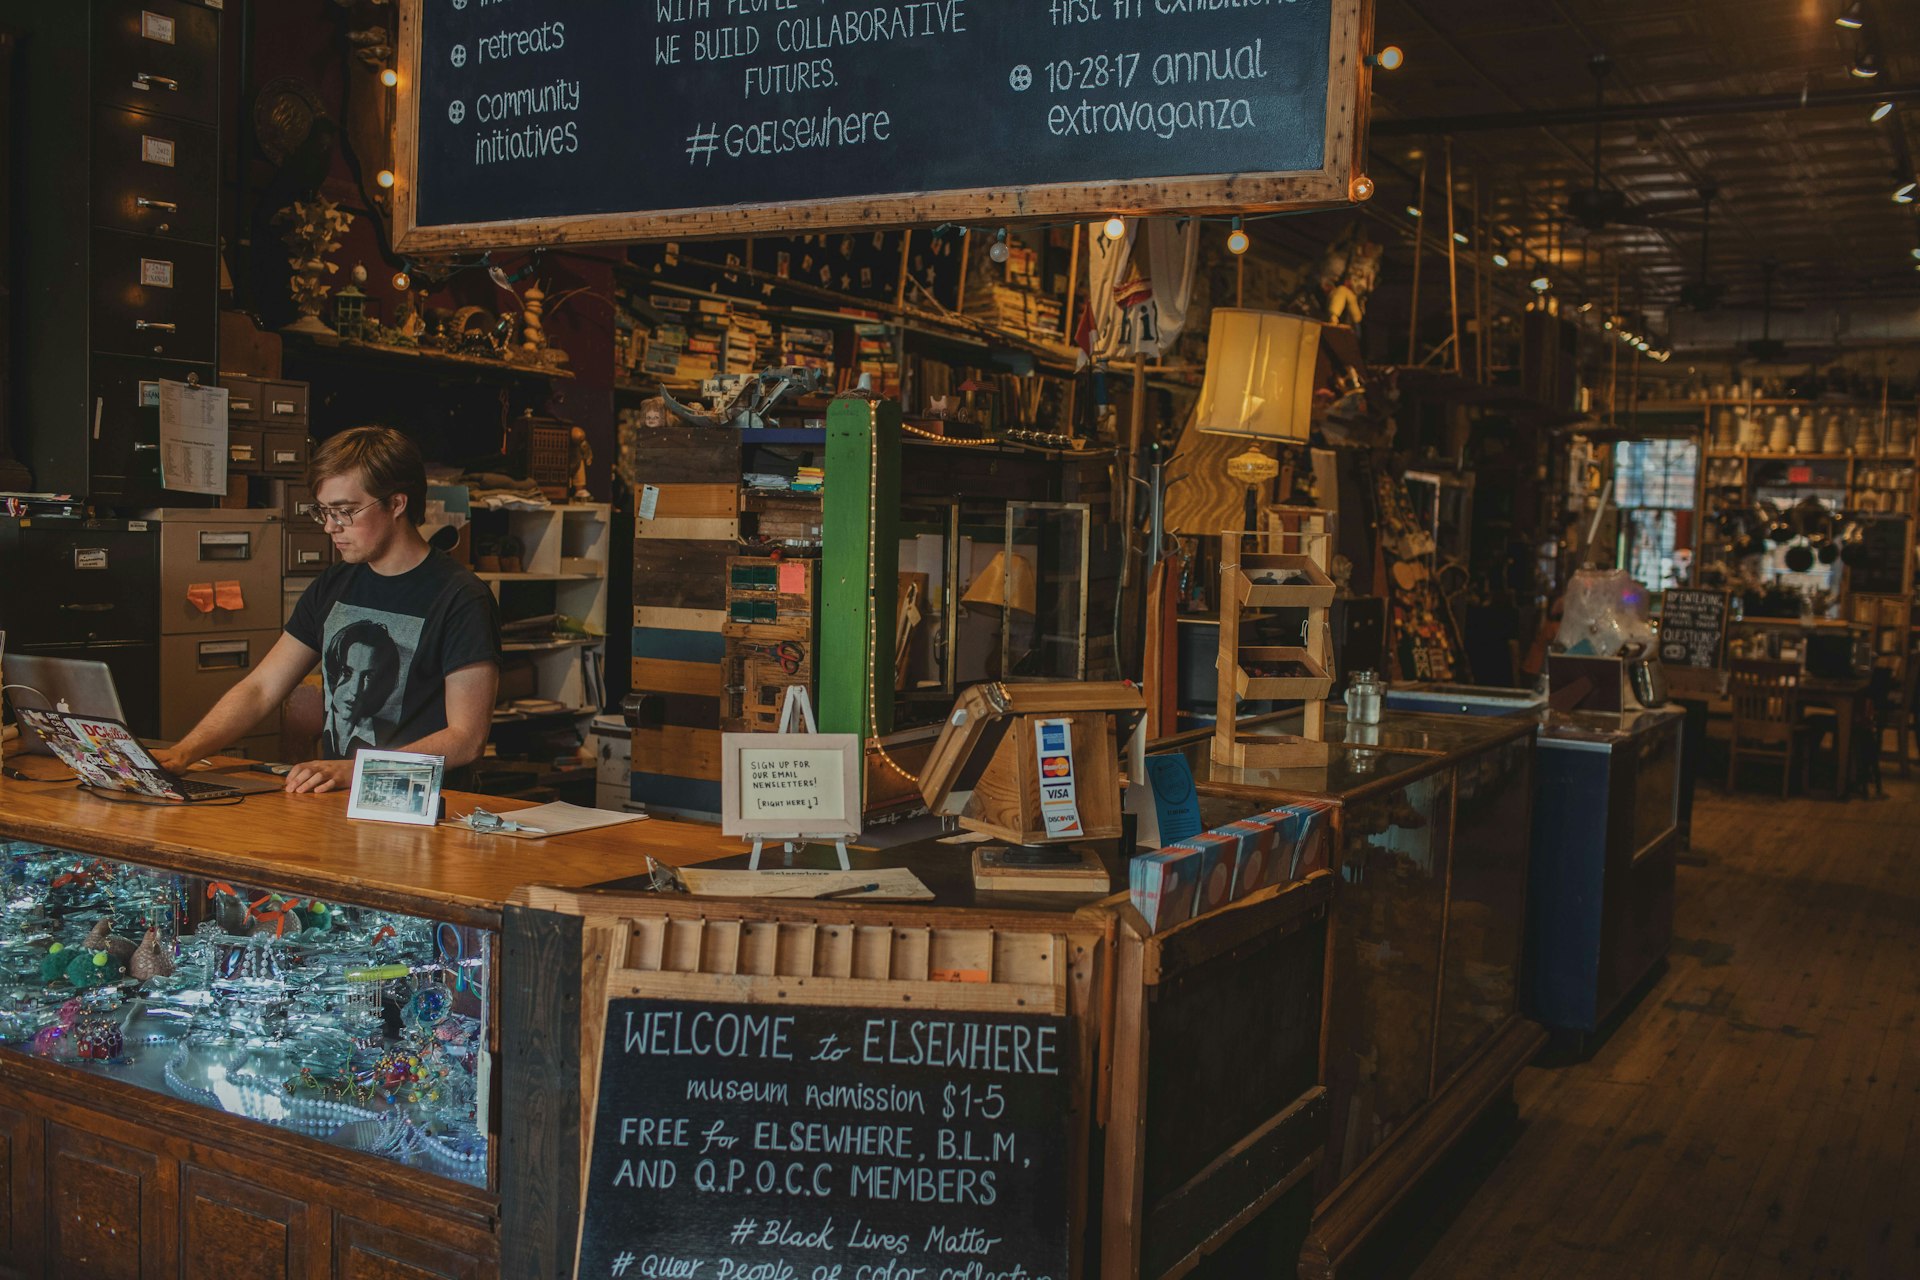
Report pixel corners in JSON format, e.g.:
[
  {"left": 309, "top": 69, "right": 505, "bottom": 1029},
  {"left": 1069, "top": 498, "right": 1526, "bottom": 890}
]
[{"left": 1348, "top": 671, "right": 1386, "bottom": 725}]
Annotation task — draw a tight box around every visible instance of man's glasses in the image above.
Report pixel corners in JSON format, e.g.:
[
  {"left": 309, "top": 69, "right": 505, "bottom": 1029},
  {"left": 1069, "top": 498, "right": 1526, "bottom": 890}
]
[{"left": 308, "top": 499, "right": 383, "bottom": 529}]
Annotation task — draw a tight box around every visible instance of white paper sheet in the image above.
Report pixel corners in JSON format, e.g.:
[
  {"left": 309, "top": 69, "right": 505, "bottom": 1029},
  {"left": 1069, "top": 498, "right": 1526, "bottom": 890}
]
[
  {"left": 443, "top": 801, "right": 648, "bottom": 840},
  {"left": 678, "top": 867, "right": 933, "bottom": 901},
  {"left": 158, "top": 380, "right": 229, "bottom": 496}
]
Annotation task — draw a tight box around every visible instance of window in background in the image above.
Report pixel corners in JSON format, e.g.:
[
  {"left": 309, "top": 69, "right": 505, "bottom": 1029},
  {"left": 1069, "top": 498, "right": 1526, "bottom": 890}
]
[{"left": 1614, "top": 438, "right": 1699, "bottom": 591}]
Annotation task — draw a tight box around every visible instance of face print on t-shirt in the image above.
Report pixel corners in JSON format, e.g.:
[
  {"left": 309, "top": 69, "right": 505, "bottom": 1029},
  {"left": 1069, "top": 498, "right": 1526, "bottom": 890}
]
[{"left": 320, "top": 604, "right": 424, "bottom": 756}]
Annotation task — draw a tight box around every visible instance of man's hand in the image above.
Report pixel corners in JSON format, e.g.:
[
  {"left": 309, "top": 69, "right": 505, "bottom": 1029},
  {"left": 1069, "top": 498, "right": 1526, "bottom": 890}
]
[
  {"left": 285, "top": 758, "right": 354, "bottom": 794},
  {"left": 148, "top": 745, "right": 197, "bottom": 775}
]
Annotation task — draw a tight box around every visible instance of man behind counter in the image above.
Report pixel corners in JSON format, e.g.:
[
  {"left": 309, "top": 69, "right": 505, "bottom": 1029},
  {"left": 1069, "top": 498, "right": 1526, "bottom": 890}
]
[{"left": 153, "top": 427, "right": 501, "bottom": 794}]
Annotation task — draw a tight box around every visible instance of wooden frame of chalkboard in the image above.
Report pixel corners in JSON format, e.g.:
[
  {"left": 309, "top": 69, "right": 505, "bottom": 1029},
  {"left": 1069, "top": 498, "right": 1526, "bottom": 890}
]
[
  {"left": 501, "top": 868, "right": 1333, "bottom": 1279},
  {"left": 390, "top": 0, "right": 1374, "bottom": 251}
]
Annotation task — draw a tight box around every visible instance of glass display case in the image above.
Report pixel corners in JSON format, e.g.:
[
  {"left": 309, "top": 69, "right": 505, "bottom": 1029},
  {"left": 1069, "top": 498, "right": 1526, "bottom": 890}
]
[
  {"left": 1149, "top": 705, "right": 1543, "bottom": 1270},
  {"left": 0, "top": 839, "right": 493, "bottom": 1188},
  {"left": 1323, "top": 766, "right": 1454, "bottom": 1182}
]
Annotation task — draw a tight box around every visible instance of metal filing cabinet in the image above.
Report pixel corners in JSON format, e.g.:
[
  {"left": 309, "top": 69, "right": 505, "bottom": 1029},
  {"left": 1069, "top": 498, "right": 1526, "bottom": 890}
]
[
  {"left": 144, "top": 508, "right": 283, "bottom": 758},
  {"left": 0, "top": 517, "right": 160, "bottom": 738},
  {"left": 12, "top": 0, "right": 223, "bottom": 504}
]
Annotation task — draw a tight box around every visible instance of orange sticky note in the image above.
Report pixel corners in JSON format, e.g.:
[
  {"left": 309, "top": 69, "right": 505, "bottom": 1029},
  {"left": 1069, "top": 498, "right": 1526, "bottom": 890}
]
[
  {"left": 213, "top": 580, "right": 245, "bottom": 611},
  {"left": 777, "top": 562, "right": 806, "bottom": 596},
  {"left": 186, "top": 583, "right": 215, "bottom": 614}
]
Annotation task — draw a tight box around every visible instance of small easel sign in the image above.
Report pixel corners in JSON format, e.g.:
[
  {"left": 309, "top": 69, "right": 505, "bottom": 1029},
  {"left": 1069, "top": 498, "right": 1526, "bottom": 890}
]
[{"left": 721, "top": 687, "right": 861, "bottom": 870}]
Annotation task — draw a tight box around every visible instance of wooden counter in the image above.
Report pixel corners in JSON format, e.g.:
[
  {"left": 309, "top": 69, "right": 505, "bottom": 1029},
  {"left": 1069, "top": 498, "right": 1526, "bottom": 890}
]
[
  {"left": 0, "top": 763, "right": 726, "bottom": 1280},
  {"left": 0, "top": 754, "right": 741, "bottom": 928}
]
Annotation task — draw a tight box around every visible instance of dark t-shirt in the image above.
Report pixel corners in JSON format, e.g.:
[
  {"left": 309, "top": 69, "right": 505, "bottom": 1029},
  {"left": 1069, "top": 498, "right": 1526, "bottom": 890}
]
[{"left": 286, "top": 550, "right": 500, "bottom": 759}]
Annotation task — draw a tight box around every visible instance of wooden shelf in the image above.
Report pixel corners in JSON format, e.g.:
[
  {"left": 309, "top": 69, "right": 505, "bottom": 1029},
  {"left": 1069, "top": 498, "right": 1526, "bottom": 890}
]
[
  {"left": 476, "top": 571, "right": 600, "bottom": 582},
  {"left": 283, "top": 333, "right": 576, "bottom": 381}
]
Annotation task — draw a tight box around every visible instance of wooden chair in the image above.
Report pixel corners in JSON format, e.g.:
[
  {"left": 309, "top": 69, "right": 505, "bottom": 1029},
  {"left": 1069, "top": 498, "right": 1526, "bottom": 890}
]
[
  {"left": 1893, "top": 649, "right": 1920, "bottom": 778},
  {"left": 1727, "top": 658, "right": 1808, "bottom": 796}
]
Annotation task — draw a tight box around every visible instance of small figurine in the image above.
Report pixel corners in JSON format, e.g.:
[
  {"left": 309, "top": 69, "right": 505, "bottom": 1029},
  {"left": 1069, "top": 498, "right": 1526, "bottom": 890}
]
[{"left": 128, "top": 927, "right": 175, "bottom": 981}]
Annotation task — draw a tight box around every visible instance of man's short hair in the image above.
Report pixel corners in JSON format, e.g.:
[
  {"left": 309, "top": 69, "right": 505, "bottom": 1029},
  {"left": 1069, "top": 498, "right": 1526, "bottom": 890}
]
[
  {"left": 324, "top": 619, "right": 402, "bottom": 714},
  {"left": 309, "top": 426, "right": 428, "bottom": 526}
]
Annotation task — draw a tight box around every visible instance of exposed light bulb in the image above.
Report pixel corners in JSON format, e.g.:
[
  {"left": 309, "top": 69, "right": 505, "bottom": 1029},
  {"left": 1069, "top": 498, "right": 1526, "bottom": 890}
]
[
  {"left": 1370, "top": 45, "right": 1405, "bottom": 71},
  {"left": 1406, "top": 204, "right": 1423, "bottom": 218},
  {"left": 1872, "top": 101, "right": 1895, "bottom": 122},
  {"left": 988, "top": 229, "right": 1010, "bottom": 264},
  {"left": 380, "top": 68, "right": 400, "bottom": 88},
  {"left": 1492, "top": 252, "right": 1509, "bottom": 267},
  {"left": 1452, "top": 231, "right": 1469, "bottom": 245},
  {"left": 1636, "top": 340, "right": 1650, "bottom": 351},
  {"left": 376, "top": 169, "right": 395, "bottom": 189},
  {"left": 1227, "top": 218, "right": 1250, "bottom": 255},
  {"left": 1896, "top": 181, "right": 1917, "bottom": 204},
  {"left": 1351, "top": 175, "right": 1375, "bottom": 201},
  {"left": 1910, "top": 247, "right": 1920, "bottom": 260},
  {"left": 391, "top": 271, "right": 411, "bottom": 292},
  {"left": 1530, "top": 275, "right": 1551, "bottom": 292},
  {"left": 1103, "top": 216, "right": 1127, "bottom": 240}
]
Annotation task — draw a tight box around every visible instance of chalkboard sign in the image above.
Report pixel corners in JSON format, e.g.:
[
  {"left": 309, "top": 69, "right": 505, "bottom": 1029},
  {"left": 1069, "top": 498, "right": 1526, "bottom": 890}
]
[
  {"left": 578, "top": 998, "right": 1072, "bottom": 1279},
  {"left": 1658, "top": 589, "right": 1729, "bottom": 670},
  {"left": 394, "top": 0, "right": 1369, "bottom": 249},
  {"left": 1847, "top": 515, "right": 1910, "bottom": 596}
]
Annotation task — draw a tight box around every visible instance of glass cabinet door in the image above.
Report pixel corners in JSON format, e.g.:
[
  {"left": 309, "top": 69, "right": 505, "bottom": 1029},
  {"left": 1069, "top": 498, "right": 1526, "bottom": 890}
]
[
  {"left": 0, "top": 841, "right": 494, "bottom": 1187},
  {"left": 1434, "top": 737, "right": 1533, "bottom": 1085},
  {"left": 1321, "top": 768, "right": 1455, "bottom": 1188}
]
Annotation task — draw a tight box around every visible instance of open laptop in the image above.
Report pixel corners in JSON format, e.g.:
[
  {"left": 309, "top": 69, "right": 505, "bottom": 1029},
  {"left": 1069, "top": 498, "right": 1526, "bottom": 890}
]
[
  {"left": 4, "top": 655, "right": 129, "bottom": 755},
  {"left": 13, "top": 708, "right": 283, "bottom": 801}
]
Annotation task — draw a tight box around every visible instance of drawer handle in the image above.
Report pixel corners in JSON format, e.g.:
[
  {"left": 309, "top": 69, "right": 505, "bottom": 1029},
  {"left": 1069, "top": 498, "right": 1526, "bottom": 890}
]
[
  {"left": 133, "top": 72, "right": 180, "bottom": 92},
  {"left": 136, "top": 197, "right": 180, "bottom": 212},
  {"left": 134, "top": 320, "right": 177, "bottom": 333},
  {"left": 133, "top": 443, "right": 159, "bottom": 452},
  {"left": 59, "top": 603, "right": 115, "bottom": 613}
]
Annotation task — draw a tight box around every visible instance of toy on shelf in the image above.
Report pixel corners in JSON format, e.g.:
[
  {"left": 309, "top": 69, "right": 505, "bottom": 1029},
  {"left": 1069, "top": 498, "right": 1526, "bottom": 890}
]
[{"left": 1213, "top": 506, "right": 1336, "bottom": 769}]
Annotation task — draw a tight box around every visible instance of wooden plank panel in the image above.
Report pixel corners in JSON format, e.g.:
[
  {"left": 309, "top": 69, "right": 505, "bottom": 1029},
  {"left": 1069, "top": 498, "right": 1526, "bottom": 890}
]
[
  {"left": 634, "top": 516, "right": 738, "bottom": 543},
  {"left": 500, "top": 905, "right": 584, "bottom": 1280},
  {"left": 634, "top": 606, "right": 725, "bottom": 633},
  {"left": 631, "top": 726, "right": 723, "bottom": 780},
  {"left": 643, "top": 483, "right": 736, "bottom": 521},
  {"left": 630, "top": 657, "right": 723, "bottom": 701},
  {"left": 632, "top": 539, "right": 734, "bottom": 612},
  {"left": 626, "top": 425, "right": 743, "bottom": 484}
]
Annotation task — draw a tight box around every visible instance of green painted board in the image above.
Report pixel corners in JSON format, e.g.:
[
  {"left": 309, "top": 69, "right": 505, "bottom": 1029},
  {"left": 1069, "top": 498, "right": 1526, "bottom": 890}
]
[{"left": 819, "top": 396, "right": 900, "bottom": 744}]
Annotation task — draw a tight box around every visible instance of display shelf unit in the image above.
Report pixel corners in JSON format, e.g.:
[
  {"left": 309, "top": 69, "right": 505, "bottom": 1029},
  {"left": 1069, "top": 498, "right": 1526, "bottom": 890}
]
[
  {"left": 480, "top": 504, "right": 611, "bottom": 726},
  {"left": 1213, "top": 510, "right": 1336, "bottom": 770}
]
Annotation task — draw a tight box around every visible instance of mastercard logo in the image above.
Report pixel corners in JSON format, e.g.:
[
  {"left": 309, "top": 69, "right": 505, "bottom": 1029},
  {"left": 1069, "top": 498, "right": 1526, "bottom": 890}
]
[{"left": 1040, "top": 755, "right": 1072, "bottom": 778}]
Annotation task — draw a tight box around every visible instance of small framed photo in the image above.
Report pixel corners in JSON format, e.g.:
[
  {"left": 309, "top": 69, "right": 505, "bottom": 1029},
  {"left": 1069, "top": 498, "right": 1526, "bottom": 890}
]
[{"left": 347, "top": 749, "right": 446, "bottom": 827}]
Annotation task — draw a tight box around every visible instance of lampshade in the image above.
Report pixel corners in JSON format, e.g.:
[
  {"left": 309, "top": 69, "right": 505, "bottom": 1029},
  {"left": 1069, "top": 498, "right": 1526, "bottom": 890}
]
[
  {"left": 961, "top": 551, "right": 1036, "bottom": 615},
  {"left": 1195, "top": 308, "right": 1322, "bottom": 442}
]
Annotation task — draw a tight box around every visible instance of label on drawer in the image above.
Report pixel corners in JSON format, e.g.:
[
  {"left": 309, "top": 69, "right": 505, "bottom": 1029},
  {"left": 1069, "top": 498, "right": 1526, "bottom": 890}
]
[
  {"left": 141, "top": 11, "right": 176, "bottom": 43},
  {"left": 139, "top": 381, "right": 161, "bottom": 408},
  {"left": 141, "top": 258, "right": 176, "bottom": 288},
  {"left": 272, "top": 448, "right": 298, "bottom": 465},
  {"left": 141, "top": 135, "right": 176, "bottom": 167},
  {"left": 74, "top": 548, "right": 109, "bottom": 571}
]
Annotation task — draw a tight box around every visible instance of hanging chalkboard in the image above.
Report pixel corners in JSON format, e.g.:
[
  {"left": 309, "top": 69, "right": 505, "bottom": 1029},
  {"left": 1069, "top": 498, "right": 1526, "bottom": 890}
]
[
  {"left": 577, "top": 998, "right": 1072, "bottom": 1279},
  {"left": 393, "top": 0, "right": 1370, "bottom": 250},
  {"left": 1847, "top": 515, "right": 1910, "bottom": 596},
  {"left": 1658, "top": 588, "right": 1729, "bottom": 670}
]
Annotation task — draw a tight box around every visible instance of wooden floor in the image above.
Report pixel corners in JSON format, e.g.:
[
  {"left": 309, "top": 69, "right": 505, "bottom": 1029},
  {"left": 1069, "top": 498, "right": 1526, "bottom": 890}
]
[{"left": 1366, "top": 764, "right": 1920, "bottom": 1280}]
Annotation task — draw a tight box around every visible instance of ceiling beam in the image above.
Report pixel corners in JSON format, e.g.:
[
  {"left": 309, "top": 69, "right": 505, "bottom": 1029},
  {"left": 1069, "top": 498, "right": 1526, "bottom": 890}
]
[{"left": 1376, "top": 85, "right": 1920, "bottom": 136}]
